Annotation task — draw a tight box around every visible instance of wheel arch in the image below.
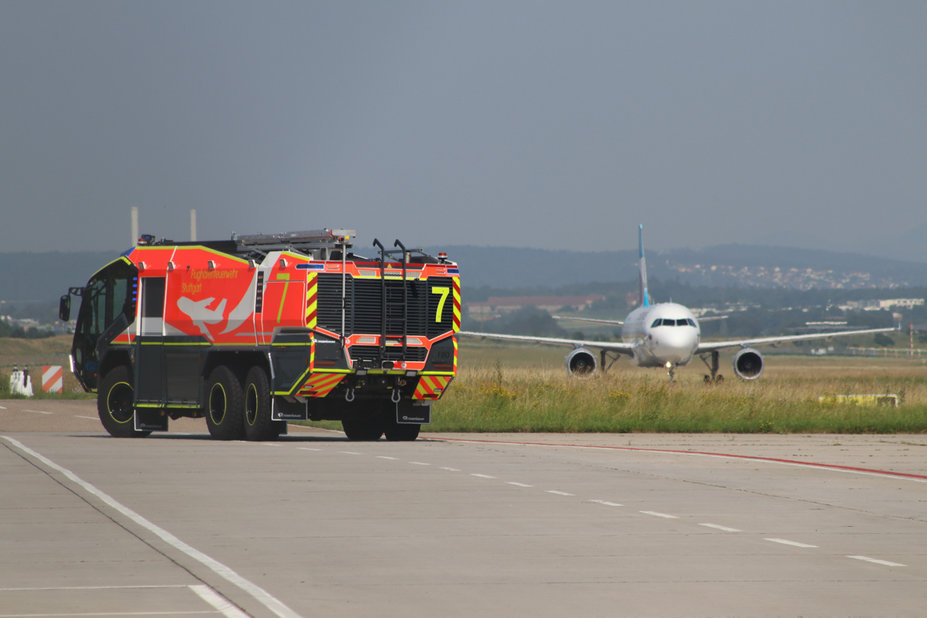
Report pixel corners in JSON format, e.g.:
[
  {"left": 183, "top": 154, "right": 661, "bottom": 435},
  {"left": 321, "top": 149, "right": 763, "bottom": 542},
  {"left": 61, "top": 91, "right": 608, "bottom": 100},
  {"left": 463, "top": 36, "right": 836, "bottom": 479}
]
[{"left": 99, "top": 349, "right": 133, "bottom": 385}]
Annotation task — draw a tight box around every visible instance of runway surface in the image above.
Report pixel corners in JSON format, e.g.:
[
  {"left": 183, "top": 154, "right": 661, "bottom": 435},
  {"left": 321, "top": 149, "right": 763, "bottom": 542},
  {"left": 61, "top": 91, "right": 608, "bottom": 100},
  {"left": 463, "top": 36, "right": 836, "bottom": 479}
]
[{"left": 2, "top": 399, "right": 926, "bottom": 617}]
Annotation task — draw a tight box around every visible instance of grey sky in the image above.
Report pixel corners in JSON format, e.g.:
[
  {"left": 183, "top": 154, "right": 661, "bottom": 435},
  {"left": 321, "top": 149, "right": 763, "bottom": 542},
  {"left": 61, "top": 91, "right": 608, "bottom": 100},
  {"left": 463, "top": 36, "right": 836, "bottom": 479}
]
[{"left": 2, "top": 1, "right": 925, "bottom": 260}]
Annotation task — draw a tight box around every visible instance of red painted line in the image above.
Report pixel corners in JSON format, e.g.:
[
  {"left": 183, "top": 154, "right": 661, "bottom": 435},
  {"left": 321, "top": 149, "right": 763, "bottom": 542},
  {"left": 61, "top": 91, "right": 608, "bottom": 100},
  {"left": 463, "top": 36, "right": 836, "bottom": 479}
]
[{"left": 421, "top": 436, "right": 927, "bottom": 481}]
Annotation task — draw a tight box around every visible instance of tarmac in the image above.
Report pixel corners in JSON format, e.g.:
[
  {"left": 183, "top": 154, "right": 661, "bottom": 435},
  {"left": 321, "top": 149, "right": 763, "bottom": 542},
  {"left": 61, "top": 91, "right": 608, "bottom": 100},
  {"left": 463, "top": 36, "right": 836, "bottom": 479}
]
[{"left": 3, "top": 399, "right": 926, "bottom": 617}]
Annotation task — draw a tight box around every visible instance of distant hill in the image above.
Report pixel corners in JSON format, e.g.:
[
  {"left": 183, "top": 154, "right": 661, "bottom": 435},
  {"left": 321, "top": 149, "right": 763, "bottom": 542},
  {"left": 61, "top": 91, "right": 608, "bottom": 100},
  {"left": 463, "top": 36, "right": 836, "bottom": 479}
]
[
  {"left": 433, "top": 245, "right": 927, "bottom": 290},
  {"left": 2, "top": 244, "right": 926, "bottom": 306},
  {"left": 0, "top": 250, "right": 118, "bottom": 304}
]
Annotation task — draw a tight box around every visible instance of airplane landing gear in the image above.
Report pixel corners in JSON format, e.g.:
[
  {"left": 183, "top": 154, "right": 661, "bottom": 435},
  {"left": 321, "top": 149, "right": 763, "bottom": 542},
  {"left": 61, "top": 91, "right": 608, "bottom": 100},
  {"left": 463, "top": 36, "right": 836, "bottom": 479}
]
[
  {"left": 600, "top": 349, "right": 622, "bottom": 373},
  {"left": 700, "top": 350, "right": 724, "bottom": 384}
]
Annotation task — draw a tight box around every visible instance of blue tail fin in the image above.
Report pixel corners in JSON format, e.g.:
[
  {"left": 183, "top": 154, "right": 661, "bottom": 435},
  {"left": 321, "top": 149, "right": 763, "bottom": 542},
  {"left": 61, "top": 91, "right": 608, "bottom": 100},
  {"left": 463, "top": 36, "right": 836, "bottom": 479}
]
[{"left": 638, "top": 224, "right": 650, "bottom": 307}]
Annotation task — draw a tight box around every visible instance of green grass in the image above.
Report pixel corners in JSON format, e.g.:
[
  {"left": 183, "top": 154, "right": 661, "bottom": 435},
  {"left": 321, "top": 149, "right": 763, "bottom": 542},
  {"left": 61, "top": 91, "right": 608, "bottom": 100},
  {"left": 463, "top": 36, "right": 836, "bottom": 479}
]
[
  {"left": 6, "top": 336, "right": 926, "bottom": 433},
  {"left": 427, "top": 342, "right": 927, "bottom": 433}
]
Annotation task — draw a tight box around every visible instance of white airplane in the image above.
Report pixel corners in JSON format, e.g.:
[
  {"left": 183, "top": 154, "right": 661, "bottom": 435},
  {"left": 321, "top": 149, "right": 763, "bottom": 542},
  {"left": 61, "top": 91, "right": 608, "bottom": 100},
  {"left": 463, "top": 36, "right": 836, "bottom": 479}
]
[{"left": 461, "top": 225, "right": 898, "bottom": 381}]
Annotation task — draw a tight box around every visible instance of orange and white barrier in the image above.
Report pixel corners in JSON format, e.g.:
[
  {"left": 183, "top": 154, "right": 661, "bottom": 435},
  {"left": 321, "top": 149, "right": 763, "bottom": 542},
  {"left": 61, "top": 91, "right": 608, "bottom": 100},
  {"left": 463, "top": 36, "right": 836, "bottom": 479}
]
[{"left": 42, "top": 365, "right": 64, "bottom": 394}]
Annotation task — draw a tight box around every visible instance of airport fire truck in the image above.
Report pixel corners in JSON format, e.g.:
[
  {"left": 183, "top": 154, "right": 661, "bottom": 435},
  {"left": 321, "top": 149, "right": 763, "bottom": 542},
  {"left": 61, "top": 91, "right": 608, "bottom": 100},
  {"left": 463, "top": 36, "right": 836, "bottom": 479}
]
[{"left": 59, "top": 229, "right": 460, "bottom": 441}]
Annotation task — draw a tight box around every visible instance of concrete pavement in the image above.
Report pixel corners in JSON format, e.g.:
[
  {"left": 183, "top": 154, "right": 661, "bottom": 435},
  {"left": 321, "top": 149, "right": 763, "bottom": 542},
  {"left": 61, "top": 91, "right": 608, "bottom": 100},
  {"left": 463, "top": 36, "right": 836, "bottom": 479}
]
[{"left": 2, "top": 399, "right": 926, "bottom": 617}]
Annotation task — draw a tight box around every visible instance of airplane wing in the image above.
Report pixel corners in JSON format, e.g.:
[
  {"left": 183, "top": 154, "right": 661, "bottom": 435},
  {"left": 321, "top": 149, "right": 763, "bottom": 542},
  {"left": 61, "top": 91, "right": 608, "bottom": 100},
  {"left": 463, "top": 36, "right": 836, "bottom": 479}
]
[
  {"left": 696, "top": 326, "right": 898, "bottom": 353},
  {"left": 460, "top": 331, "right": 635, "bottom": 354},
  {"left": 552, "top": 315, "right": 623, "bottom": 326},
  {"left": 552, "top": 314, "right": 728, "bottom": 326}
]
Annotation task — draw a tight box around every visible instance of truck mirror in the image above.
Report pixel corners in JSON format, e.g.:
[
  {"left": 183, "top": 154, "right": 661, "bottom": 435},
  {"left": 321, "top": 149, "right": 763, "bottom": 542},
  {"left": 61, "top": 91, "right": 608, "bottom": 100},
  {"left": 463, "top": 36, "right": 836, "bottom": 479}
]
[{"left": 59, "top": 295, "right": 71, "bottom": 322}]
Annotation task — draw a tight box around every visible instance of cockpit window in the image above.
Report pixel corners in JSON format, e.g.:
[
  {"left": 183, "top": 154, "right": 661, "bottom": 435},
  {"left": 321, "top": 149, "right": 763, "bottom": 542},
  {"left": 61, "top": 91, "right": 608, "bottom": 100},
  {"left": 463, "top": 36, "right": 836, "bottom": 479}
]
[{"left": 652, "top": 318, "right": 697, "bottom": 328}]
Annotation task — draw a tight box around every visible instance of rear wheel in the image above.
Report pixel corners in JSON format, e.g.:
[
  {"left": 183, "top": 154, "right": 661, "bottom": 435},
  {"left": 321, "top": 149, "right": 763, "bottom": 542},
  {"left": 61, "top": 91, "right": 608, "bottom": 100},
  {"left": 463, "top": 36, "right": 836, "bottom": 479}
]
[
  {"left": 205, "top": 365, "right": 244, "bottom": 440},
  {"left": 98, "top": 365, "right": 150, "bottom": 438},
  {"left": 342, "top": 417, "right": 383, "bottom": 441},
  {"left": 384, "top": 421, "right": 420, "bottom": 441},
  {"left": 243, "top": 366, "right": 281, "bottom": 441}
]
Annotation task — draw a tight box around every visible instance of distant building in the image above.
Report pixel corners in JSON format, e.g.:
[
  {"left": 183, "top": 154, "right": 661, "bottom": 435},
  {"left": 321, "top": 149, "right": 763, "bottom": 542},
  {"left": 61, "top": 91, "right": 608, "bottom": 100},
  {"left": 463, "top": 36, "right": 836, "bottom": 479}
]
[
  {"left": 837, "top": 298, "right": 924, "bottom": 312},
  {"left": 468, "top": 295, "right": 605, "bottom": 318}
]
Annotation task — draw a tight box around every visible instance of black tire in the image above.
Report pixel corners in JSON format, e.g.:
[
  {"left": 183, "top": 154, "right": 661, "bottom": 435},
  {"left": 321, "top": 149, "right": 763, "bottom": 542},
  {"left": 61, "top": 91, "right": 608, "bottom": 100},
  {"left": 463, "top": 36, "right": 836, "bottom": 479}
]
[
  {"left": 342, "top": 417, "right": 383, "bottom": 441},
  {"left": 205, "top": 365, "right": 244, "bottom": 440},
  {"left": 384, "top": 422, "right": 420, "bottom": 441},
  {"left": 97, "top": 365, "right": 150, "bottom": 438},
  {"left": 243, "top": 365, "right": 280, "bottom": 441}
]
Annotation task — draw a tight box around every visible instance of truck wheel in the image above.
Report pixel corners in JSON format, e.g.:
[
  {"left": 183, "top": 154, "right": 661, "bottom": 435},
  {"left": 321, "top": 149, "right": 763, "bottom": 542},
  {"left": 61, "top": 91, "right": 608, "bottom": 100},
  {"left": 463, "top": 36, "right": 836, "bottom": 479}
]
[
  {"left": 205, "top": 365, "right": 244, "bottom": 440},
  {"left": 386, "top": 421, "right": 422, "bottom": 442},
  {"left": 243, "top": 366, "right": 280, "bottom": 441},
  {"left": 98, "top": 365, "right": 150, "bottom": 438},
  {"left": 342, "top": 418, "right": 383, "bottom": 441},
  {"left": 384, "top": 422, "right": 420, "bottom": 441}
]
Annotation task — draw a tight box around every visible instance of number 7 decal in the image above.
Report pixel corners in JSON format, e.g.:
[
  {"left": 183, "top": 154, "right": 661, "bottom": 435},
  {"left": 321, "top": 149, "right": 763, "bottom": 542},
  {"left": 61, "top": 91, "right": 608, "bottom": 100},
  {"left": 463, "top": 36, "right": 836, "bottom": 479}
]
[{"left": 431, "top": 286, "right": 450, "bottom": 323}]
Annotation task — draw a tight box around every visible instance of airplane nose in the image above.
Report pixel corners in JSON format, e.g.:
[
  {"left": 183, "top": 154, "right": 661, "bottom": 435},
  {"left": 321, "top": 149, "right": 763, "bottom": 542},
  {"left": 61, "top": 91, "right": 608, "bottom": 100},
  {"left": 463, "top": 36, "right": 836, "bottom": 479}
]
[{"left": 652, "top": 329, "right": 698, "bottom": 363}]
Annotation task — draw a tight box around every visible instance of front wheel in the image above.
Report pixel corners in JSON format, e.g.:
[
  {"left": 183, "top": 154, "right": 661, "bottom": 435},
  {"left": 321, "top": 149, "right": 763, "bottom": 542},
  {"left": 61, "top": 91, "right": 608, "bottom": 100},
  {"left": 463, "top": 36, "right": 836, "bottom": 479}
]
[
  {"left": 97, "top": 365, "right": 149, "bottom": 438},
  {"left": 205, "top": 365, "right": 245, "bottom": 440}
]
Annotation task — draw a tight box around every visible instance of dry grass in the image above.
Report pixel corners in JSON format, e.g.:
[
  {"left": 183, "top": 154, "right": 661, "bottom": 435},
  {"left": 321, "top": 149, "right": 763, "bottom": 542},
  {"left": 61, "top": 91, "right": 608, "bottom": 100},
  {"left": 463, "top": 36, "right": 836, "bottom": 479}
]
[
  {"left": 6, "top": 336, "right": 925, "bottom": 432},
  {"left": 433, "top": 342, "right": 927, "bottom": 433}
]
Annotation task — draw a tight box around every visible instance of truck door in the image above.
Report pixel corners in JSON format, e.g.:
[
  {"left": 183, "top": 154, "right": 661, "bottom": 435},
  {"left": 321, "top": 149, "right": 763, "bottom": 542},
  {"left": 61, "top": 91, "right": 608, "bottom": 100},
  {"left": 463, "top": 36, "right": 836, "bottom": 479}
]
[
  {"left": 135, "top": 276, "right": 166, "bottom": 404},
  {"left": 71, "top": 259, "right": 138, "bottom": 391}
]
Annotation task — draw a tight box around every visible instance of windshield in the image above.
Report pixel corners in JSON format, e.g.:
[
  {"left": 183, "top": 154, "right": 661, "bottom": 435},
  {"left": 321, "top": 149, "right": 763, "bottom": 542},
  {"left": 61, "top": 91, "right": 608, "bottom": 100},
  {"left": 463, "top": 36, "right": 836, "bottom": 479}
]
[
  {"left": 651, "top": 318, "right": 697, "bottom": 328},
  {"left": 72, "top": 259, "right": 138, "bottom": 389}
]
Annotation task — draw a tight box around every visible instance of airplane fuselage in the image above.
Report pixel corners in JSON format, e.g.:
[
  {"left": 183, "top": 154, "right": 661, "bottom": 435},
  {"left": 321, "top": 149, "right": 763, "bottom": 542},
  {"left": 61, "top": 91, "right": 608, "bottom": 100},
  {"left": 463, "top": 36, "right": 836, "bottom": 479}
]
[{"left": 621, "top": 302, "right": 700, "bottom": 367}]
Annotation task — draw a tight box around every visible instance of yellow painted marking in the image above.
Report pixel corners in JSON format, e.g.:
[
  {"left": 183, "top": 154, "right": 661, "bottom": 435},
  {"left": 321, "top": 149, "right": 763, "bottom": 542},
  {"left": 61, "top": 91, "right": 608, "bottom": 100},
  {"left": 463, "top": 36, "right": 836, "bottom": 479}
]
[
  {"left": 432, "top": 286, "right": 450, "bottom": 323},
  {"left": 276, "top": 273, "right": 292, "bottom": 323}
]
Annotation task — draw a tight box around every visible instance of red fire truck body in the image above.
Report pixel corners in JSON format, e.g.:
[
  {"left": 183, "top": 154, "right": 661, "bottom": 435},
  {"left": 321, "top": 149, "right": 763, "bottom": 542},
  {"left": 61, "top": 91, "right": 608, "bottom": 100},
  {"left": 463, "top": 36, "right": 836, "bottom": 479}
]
[{"left": 60, "top": 230, "right": 460, "bottom": 441}]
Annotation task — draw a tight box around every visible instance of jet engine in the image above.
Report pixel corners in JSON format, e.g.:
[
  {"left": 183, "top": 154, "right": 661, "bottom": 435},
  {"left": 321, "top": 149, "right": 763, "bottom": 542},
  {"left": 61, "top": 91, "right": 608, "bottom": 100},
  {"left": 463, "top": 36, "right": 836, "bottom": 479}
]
[
  {"left": 565, "top": 347, "right": 597, "bottom": 376},
  {"left": 732, "top": 347, "right": 764, "bottom": 380}
]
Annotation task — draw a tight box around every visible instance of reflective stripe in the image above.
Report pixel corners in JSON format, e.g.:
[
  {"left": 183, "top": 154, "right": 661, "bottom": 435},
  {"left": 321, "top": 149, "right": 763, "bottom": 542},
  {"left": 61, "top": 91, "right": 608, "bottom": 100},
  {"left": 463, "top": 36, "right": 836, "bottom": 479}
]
[
  {"left": 452, "top": 278, "right": 461, "bottom": 332},
  {"left": 305, "top": 272, "right": 318, "bottom": 329},
  {"left": 298, "top": 373, "right": 346, "bottom": 397},
  {"left": 413, "top": 375, "right": 453, "bottom": 400}
]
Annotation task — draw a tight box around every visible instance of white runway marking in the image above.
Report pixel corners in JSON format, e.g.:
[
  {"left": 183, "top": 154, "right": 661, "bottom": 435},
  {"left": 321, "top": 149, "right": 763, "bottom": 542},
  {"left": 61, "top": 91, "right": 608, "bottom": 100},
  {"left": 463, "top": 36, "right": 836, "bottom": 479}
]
[
  {"left": 0, "top": 583, "right": 243, "bottom": 617},
  {"left": 283, "top": 438, "right": 913, "bottom": 576},
  {"left": 700, "top": 523, "right": 741, "bottom": 532},
  {"left": 847, "top": 555, "right": 906, "bottom": 567},
  {"left": 765, "top": 538, "right": 818, "bottom": 549},
  {"left": 75, "top": 415, "right": 98, "bottom": 421},
  {"left": 23, "top": 409, "right": 53, "bottom": 415},
  {"left": 1, "top": 436, "right": 301, "bottom": 618},
  {"left": 640, "top": 511, "right": 678, "bottom": 519}
]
